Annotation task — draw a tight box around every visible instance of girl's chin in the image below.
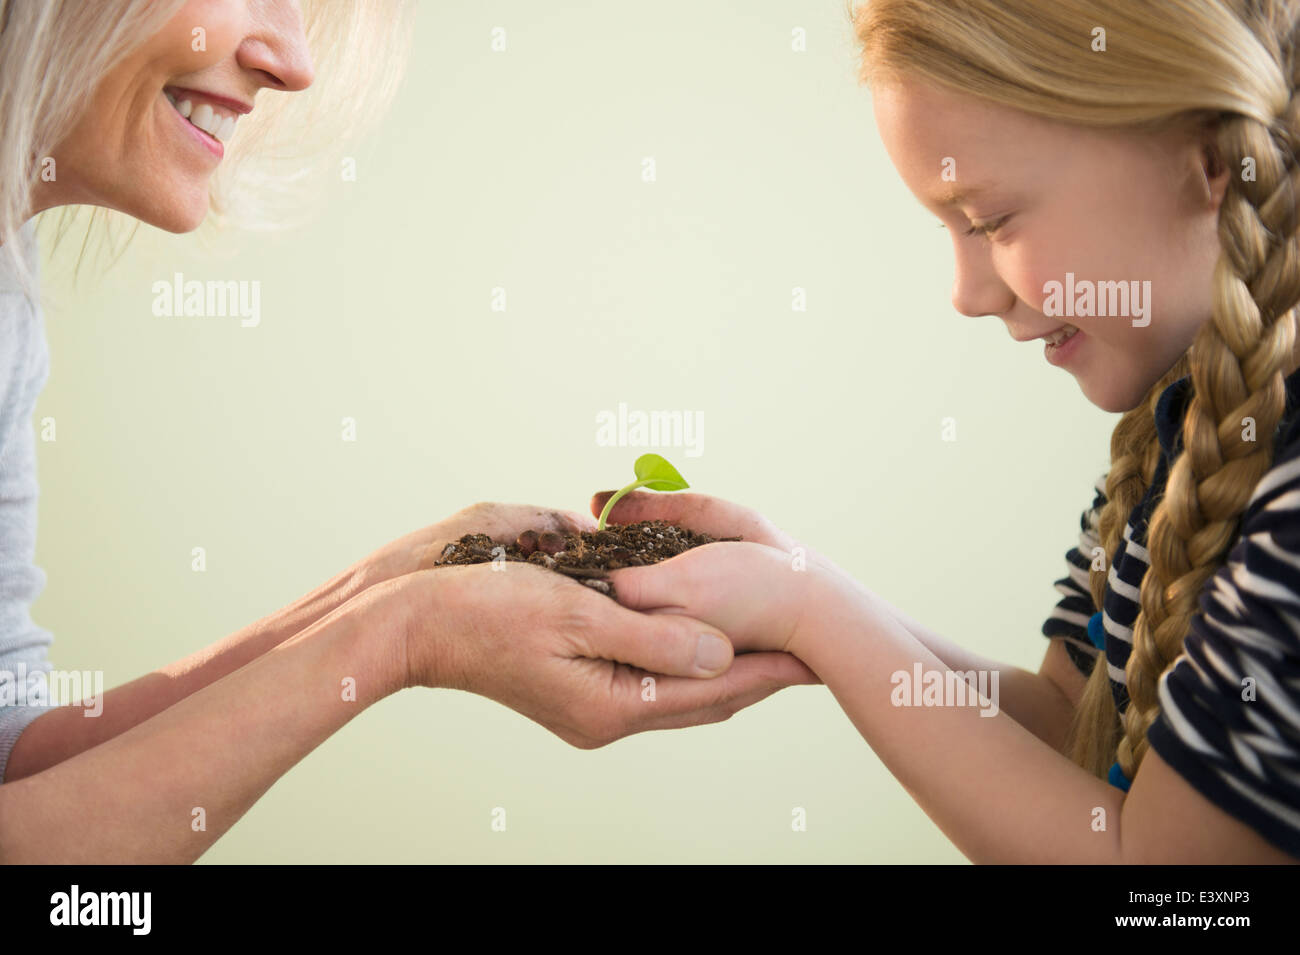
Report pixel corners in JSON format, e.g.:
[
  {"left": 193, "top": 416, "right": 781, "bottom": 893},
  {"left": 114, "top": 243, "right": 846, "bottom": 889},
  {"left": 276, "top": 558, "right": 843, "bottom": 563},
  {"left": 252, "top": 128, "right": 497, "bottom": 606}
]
[{"left": 1080, "top": 376, "right": 1149, "bottom": 414}]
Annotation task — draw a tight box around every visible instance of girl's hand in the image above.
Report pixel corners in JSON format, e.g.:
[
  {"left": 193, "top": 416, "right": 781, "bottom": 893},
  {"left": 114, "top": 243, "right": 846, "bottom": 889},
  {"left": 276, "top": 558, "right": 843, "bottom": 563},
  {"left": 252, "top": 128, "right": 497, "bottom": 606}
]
[
  {"left": 589, "top": 488, "right": 847, "bottom": 583},
  {"left": 601, "top": 541, "right": 818, "bottom": 656},
  {"left": 590, "top": 489, "right": 800, "bottom": 552},
  {"left": 390, "top": 560, "right": 820, "bottom": 749},
  {"left": 588, "top": 489, "right": 843, "bottom": 661},
  {"left": 358, "top": 501, "right": 596, "bottom": 588}
]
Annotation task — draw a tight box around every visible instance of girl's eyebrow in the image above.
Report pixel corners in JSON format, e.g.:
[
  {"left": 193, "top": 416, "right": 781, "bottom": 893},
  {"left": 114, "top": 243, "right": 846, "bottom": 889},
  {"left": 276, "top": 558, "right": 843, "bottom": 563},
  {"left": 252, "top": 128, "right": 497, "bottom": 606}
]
[{"left": 932, "top": 183, "right": 991, "bottom": 206}]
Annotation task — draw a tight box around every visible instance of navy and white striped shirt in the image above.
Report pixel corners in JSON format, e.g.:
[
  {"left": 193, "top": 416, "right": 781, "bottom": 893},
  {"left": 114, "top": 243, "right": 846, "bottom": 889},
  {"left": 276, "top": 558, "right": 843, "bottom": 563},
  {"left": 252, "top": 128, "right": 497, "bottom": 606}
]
[{"left": 1043, "top": 366, "right": 1300, "bottom": 858}]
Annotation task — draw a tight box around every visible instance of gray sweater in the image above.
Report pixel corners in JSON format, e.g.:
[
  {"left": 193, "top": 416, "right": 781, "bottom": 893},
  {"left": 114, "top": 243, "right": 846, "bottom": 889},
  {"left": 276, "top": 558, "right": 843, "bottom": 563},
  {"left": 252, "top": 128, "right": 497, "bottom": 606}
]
[{"left": 0, "top": 220, "right": 54, "bottom": 782}]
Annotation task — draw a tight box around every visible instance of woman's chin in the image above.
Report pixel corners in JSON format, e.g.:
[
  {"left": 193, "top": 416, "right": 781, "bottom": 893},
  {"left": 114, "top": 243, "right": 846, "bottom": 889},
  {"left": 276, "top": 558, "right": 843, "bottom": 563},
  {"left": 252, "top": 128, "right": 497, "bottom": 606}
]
[{"left": 134, "top": 194, "right": 210, "bottom": 234}]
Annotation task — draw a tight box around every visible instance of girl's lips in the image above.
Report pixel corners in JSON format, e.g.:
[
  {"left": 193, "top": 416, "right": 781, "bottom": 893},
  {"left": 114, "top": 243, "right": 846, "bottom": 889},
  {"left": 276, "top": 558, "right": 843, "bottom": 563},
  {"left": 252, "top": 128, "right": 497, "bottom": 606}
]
[
  {"left": 165, "top": 91, "right": 224, "bottom": 160},
  {"left": 1045, "top": 327, "right": 1083, "bottom": 367}
]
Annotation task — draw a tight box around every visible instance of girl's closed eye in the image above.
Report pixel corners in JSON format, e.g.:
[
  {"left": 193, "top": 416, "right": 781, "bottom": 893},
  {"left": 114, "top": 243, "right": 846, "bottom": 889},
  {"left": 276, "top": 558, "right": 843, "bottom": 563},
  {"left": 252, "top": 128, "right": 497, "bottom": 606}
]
[
  {"left": 964, "top": 215, "right": 1010, "bottom": 238},
  {"left": 936, "top": 215, "right": 1011, "bottom": 238}
]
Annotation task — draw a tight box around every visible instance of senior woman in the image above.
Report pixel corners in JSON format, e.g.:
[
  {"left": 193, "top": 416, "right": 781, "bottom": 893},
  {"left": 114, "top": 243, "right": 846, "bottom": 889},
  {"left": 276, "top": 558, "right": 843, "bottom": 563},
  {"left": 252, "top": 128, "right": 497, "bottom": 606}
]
[{"left": 0, "top": 0, "right": 816, "bottom": 863}]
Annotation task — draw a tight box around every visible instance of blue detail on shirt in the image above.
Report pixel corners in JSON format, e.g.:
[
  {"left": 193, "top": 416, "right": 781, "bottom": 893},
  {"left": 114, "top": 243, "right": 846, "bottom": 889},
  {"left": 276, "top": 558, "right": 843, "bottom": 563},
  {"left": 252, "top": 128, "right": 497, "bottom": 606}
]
[
  {"left": 1108, "top": 762, "right": 1131, "bottom": 792},
  {"left": 1087, "top": 611, "right": 1105, "bottom": 650}
]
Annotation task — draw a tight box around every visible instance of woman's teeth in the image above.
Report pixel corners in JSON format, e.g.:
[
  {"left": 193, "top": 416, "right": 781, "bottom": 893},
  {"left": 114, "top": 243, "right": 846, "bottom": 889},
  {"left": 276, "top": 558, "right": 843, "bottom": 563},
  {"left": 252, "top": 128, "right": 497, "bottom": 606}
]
[
  {"left": 164, "top": 90, "right": 236, "bottom": 143},
  {"left": 1045, "top": 324, "right": 1079, "bottom": 346}
]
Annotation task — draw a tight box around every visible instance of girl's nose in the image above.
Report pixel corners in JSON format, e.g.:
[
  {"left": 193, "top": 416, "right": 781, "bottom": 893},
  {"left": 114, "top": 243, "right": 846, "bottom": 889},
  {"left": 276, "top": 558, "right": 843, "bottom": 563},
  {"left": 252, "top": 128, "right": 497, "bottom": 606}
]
[{"left": 950, "top": 244, "right": 1015, "bottom": 319}]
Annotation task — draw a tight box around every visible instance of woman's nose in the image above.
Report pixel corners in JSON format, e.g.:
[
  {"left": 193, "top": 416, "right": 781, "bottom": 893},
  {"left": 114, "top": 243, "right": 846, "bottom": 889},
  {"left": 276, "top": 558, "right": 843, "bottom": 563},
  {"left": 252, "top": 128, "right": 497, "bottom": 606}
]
[{"left": 237, "top": 0, "right": 315, "bottom": 92}]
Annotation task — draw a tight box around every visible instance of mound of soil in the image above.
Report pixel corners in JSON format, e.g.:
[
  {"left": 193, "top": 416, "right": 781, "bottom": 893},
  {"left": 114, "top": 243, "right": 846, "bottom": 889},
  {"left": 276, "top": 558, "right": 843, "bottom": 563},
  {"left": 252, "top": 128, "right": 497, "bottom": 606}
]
[{"left": 433, "top": 520, "right": 740, "bottom": 598}]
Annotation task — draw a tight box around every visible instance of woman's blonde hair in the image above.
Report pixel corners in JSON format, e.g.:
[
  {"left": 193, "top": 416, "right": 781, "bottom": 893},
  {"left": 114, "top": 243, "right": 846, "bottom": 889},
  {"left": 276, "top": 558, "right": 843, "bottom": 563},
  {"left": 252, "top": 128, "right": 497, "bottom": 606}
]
[
  {"left": 0, "top": 0, "right": 416, "bottom": 296},
  {"left": 850, "top": 0, "right": 1300, "bottom": 780}
]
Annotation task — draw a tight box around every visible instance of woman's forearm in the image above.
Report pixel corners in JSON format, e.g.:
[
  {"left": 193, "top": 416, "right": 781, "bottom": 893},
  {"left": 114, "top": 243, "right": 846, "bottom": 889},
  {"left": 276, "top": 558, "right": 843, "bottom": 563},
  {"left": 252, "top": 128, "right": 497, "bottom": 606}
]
[
  {"left": 4, "top": 559, "right": 377, "bottom": 781},
  {"left": 0, "top": 579, "right": 407, "bottom": 863},
  {"left": 795, "top": 577, "right": 1122, "bottom": 864}
]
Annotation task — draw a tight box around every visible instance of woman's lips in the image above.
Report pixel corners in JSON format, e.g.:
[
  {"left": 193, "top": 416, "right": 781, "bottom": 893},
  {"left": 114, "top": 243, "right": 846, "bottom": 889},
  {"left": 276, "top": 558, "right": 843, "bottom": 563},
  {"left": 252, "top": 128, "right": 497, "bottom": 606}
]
[
  {"left": 164, "top": 85, "right": 252, "bottom": 116},
  {"left": 164, "top": 88, "right": 239, "bottom": 142},
  {"left": 164, "top": 90, "right": 224, "bottom": 159}
]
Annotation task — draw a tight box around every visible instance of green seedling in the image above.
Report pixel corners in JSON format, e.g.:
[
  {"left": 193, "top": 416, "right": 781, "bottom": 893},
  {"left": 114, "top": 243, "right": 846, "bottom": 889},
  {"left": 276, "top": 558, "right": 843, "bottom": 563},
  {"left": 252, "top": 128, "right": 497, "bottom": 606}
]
[{"left": 597, "top": 453, "right": 690, "bottom": 531}]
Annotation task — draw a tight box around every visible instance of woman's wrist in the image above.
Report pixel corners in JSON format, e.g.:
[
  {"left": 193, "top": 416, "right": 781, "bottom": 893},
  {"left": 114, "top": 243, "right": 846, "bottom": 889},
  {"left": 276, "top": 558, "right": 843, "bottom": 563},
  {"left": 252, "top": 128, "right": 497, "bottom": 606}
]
[
  {"left": 375, "top": 569, "right": 456, "bottom": 693},
  {"left": 351, "top": 543, "right": 422, "bottom": 593}
]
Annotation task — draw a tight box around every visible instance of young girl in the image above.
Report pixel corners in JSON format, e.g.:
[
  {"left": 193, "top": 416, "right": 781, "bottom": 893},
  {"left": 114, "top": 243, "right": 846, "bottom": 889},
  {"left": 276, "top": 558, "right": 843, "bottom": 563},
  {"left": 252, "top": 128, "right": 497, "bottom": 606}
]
[{"left": 589, "top": 0, "right": 1300, "bottom": 863}]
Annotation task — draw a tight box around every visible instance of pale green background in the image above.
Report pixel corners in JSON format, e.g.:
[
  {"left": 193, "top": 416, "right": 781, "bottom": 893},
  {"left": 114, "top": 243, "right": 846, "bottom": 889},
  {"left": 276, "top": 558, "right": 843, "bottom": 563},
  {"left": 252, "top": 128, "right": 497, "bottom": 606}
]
[{"left": 31, "top": 0, "right": 1113, "bottom": 862}]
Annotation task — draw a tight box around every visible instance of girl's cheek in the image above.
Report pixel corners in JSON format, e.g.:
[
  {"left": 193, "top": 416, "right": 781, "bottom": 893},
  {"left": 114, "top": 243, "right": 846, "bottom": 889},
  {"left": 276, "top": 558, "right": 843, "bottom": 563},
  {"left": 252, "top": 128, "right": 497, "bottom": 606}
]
[
  {"left": 1008, "top": 259, "right": 1056, "bottom": 315},
  {"left": 1014, "top": 245, "right": 1087, "bottom": 321}
]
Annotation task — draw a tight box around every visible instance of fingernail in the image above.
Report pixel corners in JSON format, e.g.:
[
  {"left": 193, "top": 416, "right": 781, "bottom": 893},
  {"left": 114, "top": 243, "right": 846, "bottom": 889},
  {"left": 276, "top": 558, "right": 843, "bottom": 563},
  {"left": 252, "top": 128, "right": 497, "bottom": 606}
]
[
  {"left": 695, "top": 633, "right": 731, "bottom": 673},
  {"left": 537, "top": 530, "right": 566, "bottom": 555},
  {"left": 516, "top": 530, "right": 539, "bottom": 556}
]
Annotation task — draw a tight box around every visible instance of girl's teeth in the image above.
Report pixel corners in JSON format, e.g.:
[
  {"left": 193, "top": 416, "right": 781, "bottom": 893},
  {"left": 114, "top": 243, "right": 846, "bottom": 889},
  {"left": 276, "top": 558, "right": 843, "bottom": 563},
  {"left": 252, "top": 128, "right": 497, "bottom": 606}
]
[
  {"left": 1047, "top": 324, "right": 1079, "bottom": 346},
  {"left": 177, "top": 99, "right": 193, "bottom": 119}
]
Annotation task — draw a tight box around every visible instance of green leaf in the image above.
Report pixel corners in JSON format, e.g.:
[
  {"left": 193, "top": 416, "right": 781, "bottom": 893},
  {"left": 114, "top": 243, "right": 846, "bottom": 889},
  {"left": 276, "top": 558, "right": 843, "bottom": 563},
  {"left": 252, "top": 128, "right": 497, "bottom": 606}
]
[
  {"left": 596, "top": 454, "right": 691, "bottom": 530},
  {"left": 632, "top": 453, "right": 689, "bottom": 491}
]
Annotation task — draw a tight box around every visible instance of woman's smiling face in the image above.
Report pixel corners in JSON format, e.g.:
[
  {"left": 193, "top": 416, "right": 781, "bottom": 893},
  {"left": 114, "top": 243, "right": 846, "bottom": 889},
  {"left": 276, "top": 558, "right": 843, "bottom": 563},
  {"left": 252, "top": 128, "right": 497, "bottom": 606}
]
[
  {"left": 37, "top": 0, "right": 314, "bottom": 232},
  {"left": 872, "top": 79, "right": 1230, "bottom": 413}
]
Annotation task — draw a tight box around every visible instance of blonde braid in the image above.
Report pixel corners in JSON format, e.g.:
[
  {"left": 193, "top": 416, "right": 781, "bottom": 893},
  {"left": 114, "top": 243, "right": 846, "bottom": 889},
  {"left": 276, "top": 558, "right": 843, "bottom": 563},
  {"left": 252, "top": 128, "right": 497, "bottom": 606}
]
[
  {"left": 1090, "top": 356, "right": 1194, "bottom": 614},
  {"left": 1069, "top": 355, "right": 1189, "bottom": 776},
  {"left": 1118, "top": 2, "right": 1300, "bottom": 781}
]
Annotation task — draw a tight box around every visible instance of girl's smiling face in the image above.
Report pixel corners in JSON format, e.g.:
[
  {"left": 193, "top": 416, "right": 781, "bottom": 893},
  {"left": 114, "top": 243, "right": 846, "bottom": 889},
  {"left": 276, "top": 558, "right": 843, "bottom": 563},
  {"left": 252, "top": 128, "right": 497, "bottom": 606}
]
[
  {"left": 872, "top": 79, "right": 1230, "bottom": 413},
  {"left": 36, "top": 0, "right": 314, "bottom": 232}
]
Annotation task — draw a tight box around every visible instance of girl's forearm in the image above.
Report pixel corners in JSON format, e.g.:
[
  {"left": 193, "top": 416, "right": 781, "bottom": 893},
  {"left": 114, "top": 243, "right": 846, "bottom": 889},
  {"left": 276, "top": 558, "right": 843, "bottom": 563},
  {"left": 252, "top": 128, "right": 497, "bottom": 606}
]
[
  {"left": 796, "top": 576, "right": 1123, "bottom": 864},
  {"left": 809, "top": 559, "right": 1076, "bottom": 751},
  {"left": 862, "top": 591, "right": 1077, "bottom": 751},
  {"left": 5, "top": 559, "right": 377, "bottom": 780},
  {"left": 0, "top": 579, "right": 407, "bottom": 863}
]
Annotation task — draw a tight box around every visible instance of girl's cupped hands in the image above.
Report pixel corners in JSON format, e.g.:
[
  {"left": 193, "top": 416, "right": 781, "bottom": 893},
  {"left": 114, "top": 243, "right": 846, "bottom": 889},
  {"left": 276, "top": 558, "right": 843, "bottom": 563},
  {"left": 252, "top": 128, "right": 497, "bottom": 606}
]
[{"left": 589, "top": 489, "right": 856, "bottom": 666}]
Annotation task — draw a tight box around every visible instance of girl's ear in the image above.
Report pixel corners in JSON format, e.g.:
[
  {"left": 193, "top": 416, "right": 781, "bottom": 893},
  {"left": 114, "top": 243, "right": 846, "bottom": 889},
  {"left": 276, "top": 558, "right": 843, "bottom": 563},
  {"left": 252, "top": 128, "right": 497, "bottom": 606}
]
[
  {"left": 1196, "top": 118, "right": 1231, "bottom": 213},
  {"left": 1203, "top": 142, "right": 1231, "bottom": 210}
]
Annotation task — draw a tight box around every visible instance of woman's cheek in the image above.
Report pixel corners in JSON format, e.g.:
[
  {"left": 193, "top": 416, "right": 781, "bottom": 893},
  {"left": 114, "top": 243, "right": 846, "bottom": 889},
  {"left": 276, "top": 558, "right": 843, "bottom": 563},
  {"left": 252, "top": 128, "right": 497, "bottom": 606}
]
[{"left": 150, "top": 0, "right": 246, "bottom": 74}]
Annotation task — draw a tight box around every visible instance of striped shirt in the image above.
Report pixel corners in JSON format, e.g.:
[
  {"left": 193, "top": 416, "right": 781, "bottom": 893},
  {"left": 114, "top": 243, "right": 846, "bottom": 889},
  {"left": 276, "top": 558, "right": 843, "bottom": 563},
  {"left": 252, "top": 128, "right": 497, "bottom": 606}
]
[{"left": 1042, "top": 366, "right": 1300, "bottom": 859}]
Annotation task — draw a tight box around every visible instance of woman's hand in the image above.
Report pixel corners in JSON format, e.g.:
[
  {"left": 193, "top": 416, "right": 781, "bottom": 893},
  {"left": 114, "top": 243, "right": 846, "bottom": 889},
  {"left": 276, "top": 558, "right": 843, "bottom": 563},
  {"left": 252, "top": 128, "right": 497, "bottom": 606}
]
[
  {"left": 357, "top": 501, "right": 597, "bottom": 588},
  {"left": 391, "top": 559, "right": 820, "bottom": 749}
]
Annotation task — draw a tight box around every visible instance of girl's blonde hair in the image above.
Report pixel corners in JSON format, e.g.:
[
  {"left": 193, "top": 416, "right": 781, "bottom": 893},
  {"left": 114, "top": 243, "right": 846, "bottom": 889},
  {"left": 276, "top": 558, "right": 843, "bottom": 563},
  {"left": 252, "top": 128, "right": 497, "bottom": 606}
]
[
  {"left": 0, "top": 0, "right": 416, "bottom": 296},
  {"left": 850, "top": 0, "right": 1300, "bottom": 780}
]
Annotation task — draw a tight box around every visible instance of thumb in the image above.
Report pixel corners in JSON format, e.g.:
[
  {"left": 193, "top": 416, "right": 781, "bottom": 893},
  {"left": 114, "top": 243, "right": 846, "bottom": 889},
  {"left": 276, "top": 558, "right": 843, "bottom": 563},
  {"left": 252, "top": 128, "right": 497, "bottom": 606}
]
[
  {"left": 604, "top": 559, "right": 701, "bottom": 612},
  {"left": 589, "top": 489, "right": 791, "bottom": 549},
  {"left": 590, "top": 602, "right": 734, "bottom": 678},
  {"left": 590, "top": 489, "right": 675, "bottom": 527}
]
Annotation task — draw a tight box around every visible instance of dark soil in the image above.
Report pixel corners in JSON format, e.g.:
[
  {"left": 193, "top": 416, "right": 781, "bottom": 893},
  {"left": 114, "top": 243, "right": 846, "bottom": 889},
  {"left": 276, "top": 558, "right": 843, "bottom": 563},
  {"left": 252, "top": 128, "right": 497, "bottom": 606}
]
[{"left": 433, "top": 520, "right": 740, "bottom": 598}]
